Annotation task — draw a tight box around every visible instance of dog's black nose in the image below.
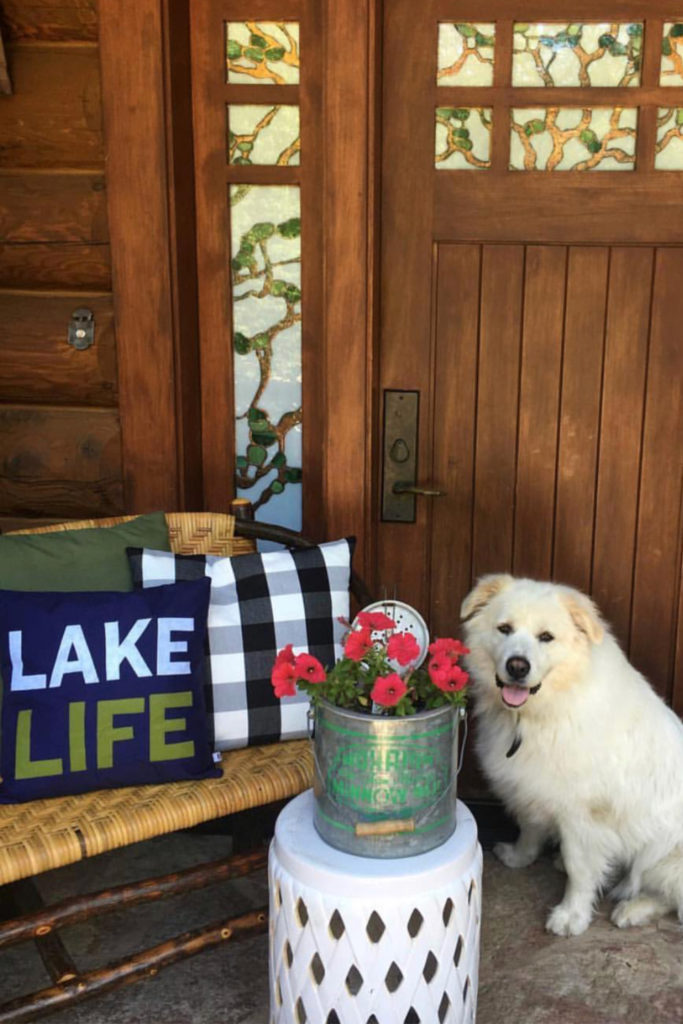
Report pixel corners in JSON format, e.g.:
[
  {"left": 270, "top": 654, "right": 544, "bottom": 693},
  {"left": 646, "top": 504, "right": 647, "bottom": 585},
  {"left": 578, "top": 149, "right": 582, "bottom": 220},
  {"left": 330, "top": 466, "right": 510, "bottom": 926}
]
[{"left": 505, "top": 656, "right": 530, "bottom": 680}]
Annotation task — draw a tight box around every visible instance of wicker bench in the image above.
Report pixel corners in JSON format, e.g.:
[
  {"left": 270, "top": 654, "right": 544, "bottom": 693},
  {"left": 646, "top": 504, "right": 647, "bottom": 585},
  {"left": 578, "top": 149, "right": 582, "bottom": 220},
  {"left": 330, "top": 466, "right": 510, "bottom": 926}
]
[{"left": 0, "top": 511, "right": 368, "bottom": 1022}]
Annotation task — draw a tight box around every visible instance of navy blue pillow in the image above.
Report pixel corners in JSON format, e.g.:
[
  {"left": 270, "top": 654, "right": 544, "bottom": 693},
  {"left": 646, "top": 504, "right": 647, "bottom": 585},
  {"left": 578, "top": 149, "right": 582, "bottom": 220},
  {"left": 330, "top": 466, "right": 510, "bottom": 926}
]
[{"left": 0, "top": 578, "right": 219, "bottom": 803}]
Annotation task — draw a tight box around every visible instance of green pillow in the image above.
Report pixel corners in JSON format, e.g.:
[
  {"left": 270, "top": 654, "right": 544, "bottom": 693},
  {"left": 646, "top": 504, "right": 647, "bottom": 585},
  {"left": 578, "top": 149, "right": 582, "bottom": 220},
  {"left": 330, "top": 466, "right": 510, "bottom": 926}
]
[{"left": 0, "top": 513, "right": 171, "bottom": 592}]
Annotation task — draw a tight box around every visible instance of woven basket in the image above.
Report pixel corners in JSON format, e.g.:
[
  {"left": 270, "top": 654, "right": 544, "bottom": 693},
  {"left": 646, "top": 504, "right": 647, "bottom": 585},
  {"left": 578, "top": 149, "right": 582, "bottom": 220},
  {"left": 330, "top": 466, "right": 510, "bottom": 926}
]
[{"left": 0, "top": 512, "right": 313, "bottom": 887}]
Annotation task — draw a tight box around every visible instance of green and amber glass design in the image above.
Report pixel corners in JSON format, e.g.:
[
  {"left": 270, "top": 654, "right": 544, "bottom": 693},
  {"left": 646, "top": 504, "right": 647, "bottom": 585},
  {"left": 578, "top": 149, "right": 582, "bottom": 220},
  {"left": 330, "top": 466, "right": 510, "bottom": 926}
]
[
  {"left": 437, "top": 23, "right": 495, "bottom": 85},
  {"left": 435, "top": 107, "right": 492, "bottom": 169},
  {"left": 661, "top": 23, "right": 683, "bottom": 86},
  {"left": 230, "top": 185, "right": 302, "bottom": 527},
  {"left": 226, "top": 22, "right": 300, "bottom": 84},
  {"left": 228, "top": 106, "right": 300, "bottom": 166},
  {"left": 512, "top": 23, "right": 642, "bottom": 87},
  {"left": 510, "top": 107, "right": 637, "bottom": 171},
  {"left": 655, "top": 108, "right": 683, "bottom": 168}
]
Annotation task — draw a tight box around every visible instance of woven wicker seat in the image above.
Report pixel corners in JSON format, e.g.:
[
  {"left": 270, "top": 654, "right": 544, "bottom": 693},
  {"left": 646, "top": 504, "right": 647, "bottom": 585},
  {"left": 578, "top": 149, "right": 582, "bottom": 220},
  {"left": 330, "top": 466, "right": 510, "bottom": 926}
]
[{"left": 0, "top": 512, "right": 313, "bottom": 887}]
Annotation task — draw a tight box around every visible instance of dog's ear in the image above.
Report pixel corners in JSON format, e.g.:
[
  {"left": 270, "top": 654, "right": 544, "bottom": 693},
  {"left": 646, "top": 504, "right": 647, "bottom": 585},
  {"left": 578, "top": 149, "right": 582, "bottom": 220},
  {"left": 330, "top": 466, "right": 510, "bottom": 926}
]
[
  {"left": 460, "top": 574, "right": 513, "bottom": 621},
  {"left": 562, "top": 591, "right": 604, "bottom": 645}
]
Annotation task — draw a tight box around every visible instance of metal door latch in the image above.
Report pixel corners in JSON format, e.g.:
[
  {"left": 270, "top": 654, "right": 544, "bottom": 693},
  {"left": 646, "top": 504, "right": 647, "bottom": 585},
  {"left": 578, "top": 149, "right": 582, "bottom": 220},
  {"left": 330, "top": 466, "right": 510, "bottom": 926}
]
[{"left": 68, "top": 308, "right": 95, "bottom": 350}]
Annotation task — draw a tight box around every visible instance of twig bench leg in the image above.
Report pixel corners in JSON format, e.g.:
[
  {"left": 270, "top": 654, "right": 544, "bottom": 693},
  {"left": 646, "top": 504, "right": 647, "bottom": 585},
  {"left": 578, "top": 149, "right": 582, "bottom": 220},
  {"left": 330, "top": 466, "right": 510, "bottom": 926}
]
[
  {"left": 0, "top": 848, "right": 270, "bottom": 1022},
  {"left": 0, "top": 908, "right": 268, "bottom": 1024}
]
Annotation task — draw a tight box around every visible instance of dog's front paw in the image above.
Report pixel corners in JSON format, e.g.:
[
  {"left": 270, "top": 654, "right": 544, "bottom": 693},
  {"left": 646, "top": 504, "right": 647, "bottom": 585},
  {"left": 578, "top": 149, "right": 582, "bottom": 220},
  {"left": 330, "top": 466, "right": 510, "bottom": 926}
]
[
  {"left": 545, "top": 903, "right": 592, "bottom": 937},
  {"left": 493, "top": 841, "right": 537, "bottom": 869}
]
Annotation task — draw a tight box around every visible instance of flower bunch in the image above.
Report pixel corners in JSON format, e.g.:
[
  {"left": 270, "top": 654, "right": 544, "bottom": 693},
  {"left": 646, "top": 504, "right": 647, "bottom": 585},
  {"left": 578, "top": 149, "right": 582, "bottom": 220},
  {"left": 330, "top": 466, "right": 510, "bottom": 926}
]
[{"left": 270, "top": 610, "right": 469, "bottom": 716}]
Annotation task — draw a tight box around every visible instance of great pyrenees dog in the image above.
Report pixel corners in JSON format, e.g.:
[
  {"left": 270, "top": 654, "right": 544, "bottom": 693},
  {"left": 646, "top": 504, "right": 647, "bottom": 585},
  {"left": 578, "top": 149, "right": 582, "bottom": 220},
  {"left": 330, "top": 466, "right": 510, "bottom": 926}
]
[{"left": 460, "top": 574, "right": 683, "bottom": 937}]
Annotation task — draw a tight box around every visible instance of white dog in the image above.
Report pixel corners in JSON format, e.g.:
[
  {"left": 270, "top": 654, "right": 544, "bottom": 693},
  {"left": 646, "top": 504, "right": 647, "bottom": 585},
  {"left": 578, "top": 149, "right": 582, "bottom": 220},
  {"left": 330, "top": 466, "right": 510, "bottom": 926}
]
[{"left": 460, "top": 574, "right": 683, "bottom": 937}]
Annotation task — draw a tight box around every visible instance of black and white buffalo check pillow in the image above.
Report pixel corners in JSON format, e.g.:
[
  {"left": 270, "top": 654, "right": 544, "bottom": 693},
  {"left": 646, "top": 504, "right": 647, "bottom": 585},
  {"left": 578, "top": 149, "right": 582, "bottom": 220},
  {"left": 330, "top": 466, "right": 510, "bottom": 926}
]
[{"left": 127, "top": 539, "right": 353, "bottom": 750}]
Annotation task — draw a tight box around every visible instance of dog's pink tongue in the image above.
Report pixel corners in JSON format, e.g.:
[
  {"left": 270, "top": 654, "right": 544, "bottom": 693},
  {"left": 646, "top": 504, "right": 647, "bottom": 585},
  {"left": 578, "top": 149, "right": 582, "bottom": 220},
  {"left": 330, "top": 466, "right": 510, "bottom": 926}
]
[{"left": 502, "top": 685, "right": 530, "bottom": 707}]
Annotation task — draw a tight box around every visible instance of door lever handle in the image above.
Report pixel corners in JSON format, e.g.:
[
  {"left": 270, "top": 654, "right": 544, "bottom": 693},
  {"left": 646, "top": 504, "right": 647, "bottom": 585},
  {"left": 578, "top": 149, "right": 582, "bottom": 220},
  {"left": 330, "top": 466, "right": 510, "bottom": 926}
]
[{"left": 392, "top": 482, "right": 446, "bottom": 497}]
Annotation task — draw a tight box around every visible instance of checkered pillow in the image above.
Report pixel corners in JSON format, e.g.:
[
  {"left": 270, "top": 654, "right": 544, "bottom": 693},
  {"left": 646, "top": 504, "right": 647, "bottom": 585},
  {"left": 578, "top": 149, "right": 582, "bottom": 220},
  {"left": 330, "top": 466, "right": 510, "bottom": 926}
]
[{"left": 127, "top": 539, "right": 353, "bottom": 750}]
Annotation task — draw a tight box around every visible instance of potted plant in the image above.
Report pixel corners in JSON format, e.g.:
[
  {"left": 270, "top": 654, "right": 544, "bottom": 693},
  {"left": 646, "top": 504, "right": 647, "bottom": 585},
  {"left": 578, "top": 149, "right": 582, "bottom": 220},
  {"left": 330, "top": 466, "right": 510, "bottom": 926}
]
[{"left": 271, "top": 607, "right": 470, "bottom": 858}]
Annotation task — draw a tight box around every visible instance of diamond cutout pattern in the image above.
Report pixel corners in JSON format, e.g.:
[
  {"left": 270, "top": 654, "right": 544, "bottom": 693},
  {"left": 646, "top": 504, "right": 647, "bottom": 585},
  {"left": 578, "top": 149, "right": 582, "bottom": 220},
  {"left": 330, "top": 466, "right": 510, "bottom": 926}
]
[
  {"left": 423, "top": 951, "right": 438, "bottom": 984},
  {"left": 366, "top": 910, "right": 386, "bottom": 943},
  {"left": 385, "top": 962, "right": 404, "bottom": 993},
  {"left": 407, "top": 908, "right": 424, "bottom": 937},
  {"left": 346, "top": 965, "right": 364, "bottom": 995}
]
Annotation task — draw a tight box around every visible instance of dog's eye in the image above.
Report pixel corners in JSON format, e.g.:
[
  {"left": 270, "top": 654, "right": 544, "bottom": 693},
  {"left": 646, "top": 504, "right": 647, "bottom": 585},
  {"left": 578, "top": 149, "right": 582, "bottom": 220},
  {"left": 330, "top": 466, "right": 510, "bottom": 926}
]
[
  {"left": 497, "top": 623, "right": 513, "bottom": 635},
  {"left": 538, "top": 631, "right": 554, "bottom": 643}
]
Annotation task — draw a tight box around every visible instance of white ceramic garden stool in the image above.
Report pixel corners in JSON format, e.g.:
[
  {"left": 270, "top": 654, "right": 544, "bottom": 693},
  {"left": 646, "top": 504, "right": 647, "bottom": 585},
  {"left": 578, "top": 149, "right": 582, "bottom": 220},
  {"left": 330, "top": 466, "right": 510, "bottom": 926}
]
[{"left": 268, "top": 789, "right": 482, "bottom": 1024}]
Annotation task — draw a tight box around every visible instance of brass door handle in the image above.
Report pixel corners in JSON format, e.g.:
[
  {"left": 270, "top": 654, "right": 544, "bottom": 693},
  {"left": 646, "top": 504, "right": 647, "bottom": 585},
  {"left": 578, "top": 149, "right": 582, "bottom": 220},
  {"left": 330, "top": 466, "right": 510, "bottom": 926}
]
[{"left": 392, "top": 482, "right": 446, "bottom": 497}]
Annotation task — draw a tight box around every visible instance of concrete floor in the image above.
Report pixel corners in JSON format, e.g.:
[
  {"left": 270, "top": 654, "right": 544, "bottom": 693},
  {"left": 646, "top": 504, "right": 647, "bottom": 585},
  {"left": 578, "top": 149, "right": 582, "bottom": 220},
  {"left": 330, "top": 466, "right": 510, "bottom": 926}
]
[{"left": 1, "top": 810, "right": 682, "bottom": 1024}]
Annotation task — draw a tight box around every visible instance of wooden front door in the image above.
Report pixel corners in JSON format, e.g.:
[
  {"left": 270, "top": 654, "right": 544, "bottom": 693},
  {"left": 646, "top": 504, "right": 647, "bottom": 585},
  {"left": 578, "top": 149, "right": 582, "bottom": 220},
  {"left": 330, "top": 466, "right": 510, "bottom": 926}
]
[{"left": 377, "top": 2, "right": 683, "bottom": 723}]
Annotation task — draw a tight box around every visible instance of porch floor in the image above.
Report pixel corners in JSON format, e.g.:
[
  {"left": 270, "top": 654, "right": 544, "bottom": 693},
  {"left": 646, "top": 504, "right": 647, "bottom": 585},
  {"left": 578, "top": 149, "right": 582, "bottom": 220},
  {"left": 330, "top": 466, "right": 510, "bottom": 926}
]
[{"left": 1, "top": 809, "right": 681, "bottom": 1024}]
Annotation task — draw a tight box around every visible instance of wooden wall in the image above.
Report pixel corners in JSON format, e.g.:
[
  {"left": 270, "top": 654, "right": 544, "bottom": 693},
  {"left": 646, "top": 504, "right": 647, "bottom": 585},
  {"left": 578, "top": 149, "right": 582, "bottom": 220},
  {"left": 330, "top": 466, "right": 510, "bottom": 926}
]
[{"left": 0, "top": 0, "right": 123, "bottom": 531}]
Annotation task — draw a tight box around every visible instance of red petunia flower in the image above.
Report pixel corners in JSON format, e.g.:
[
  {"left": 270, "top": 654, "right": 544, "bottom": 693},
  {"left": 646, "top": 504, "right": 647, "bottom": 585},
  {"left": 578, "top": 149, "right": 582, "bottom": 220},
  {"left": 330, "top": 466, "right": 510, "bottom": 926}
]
[
  {"left": 356, "top": 610, "right": 396, "bottom": 632},
  {"left": 344, "top": 626, "right": 373, "bottom": 662},
  {"left": 428, "top": 653, "right": 452, "bottom": 687},
  {"left": 387, "top": 631, "right": 421, "bottom": 666},
  {"left": 293, "top": 653, "right": 327, "bottom": 684},
  {"left": 432, "top": 664, "right": 469, "bottom": 693},
  {"left": 271, "top": 660, "right": 298, "bottom": 698},
  {"left": 428, "top": 637, "right": 469, "bottom": 661},
  {"left": 275, "top": 643, "right": 296, "bottom": 666},
  {"left": 370, "top": 673, "right": 408, "bottom": 707}
]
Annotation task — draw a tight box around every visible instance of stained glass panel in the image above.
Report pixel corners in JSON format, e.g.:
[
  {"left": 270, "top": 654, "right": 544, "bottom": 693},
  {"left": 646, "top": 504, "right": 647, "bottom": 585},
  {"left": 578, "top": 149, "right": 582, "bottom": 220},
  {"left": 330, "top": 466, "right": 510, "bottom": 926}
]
[
  {"left": 437, "top": 23, "right": 495, "bottom": 86},
  {"left": 226, "top": 22, "right": 300, "bottom": 84},
  {"left": 660, "top": 23, "right": 683, "bottom": 86},
  {"left": 509, "top": 108, "right": 637, "bottom": 171},
  {"left": 512, "top": 23, "right": 642, "bottom": 87},
  {"left": 435, "top": 107, "right": 492, "bottom": 169},
  {"left": 655, "top": 108, "right": 683, "bottom": 168},
  {"left": 228, "top": 106, "right": 300, "bottom": 166},
  {"left": 230, "top": 185, "right": 302, "bottom": 529}
]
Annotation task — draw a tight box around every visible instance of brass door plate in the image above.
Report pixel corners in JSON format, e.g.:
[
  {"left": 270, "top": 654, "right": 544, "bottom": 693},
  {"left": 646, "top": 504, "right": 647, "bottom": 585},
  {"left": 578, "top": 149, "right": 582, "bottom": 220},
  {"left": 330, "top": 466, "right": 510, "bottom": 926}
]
[{"left": 382, "top": 390, "right": 418, "bottom": 522}]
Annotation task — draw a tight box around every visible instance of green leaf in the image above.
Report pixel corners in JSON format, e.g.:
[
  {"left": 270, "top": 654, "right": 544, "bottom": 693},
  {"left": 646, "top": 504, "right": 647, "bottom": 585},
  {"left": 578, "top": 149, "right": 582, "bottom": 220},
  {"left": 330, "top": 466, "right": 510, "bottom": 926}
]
[
  {"left": 474, "top": 32, "right": 494, "bottom": 47},
  {"left": 676, "top": 108, "right": 683, "bottom": 126},
  {"left": 250, "top": 33, "right": 267, "bottom": 48},
  {"left": 453, "top": 138, "right": 473, "bottom": 151},
  {"left": 671, "top": 23, "right": 683, "bottom": 38},
  {"left": 270, "top": 480, "right": 284, "bottom": 494},
  {"left": 270, "top": 279, "right": 288, "bottom": 297},
  {"left": 285, "top": 466, "right": 302, "bottom": 483},
  {"left": 587, "top": 140, "right": 601, "bottom": 154},
  {"left": 579, "top": 129, "right": 598, "bottom": 146},
  {"left": 453, "top": 127, "right": 470, "bottom": 139},
  {"left": 451, "top": 108, "right": 470, "bottom": 121},
  {"left": 252, "top": 332, "right": 270, "bottom": 350},
  {"left": 232, "top": 157, "right": 250, "bottom": 165},
  {"left": 234, "top": 332, "right": 251, "bottom": 354},
  {"left": 277, "top": 217, "right": 301, "bottom": 238},
  {"left": 271, "top": 451, "right": 286, "bottom": 468},
  {"left": 265, "top": 46, "right": 286, "bottom": 60},
  {"left": 226, "top": 39, "right": 242, "bottom": 59},
  {"left": 436, "top": 106, "right": 457, "bottom": 120},
  {"left": 627, "top": 23, "right": 643, "bottom": 37},
  {"left": 246, "top": 221, "right": 275, "bottom": 242},
  {"left": 285, "top": 284, "right": 301, "bottom": 303},
  {"left": 228, "top": 130, "right": 236, "bottom": 144},
  {"left": 515, "top": 23, "right": 530, "bottom": 33},
  {"left": 252, "top": 430, "right": 278, "bottom": 447},
  {"left": 247, "top": 406, "right": 268, "bottom": 424},
  {"left": 662, "top": 38, "right": 673, "bottom": 56},
  {"left": 455, "top": 23, "right": 477, "bottom": 38},
  {"left": 244, "top": 46, "right": 265, "bottom": 62},
  {"left": 246, "top": 444, "right": 267, "bottom": 466},
  {"left": 609, "top": 41, "right": 627, "bottom": 56},
  {"left": 237, "top": 141, "right": 253, "bottom": 152},
  {"left": 524, "top": 118, "right": 546, "bottom": 136},
  {"left": 566, "top": 23, "right": 582, "bottom": 37},
  {"left": 598, "top": 33, "right": 615, "bottom": 48},
  {"left": 235, "top": 455, "right": 248, "bottom": 469}
]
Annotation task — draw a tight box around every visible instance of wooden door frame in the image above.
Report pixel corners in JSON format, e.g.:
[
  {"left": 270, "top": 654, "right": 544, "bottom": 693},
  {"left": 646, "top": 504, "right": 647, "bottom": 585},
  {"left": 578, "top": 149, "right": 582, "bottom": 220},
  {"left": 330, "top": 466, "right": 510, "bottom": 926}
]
[{"left": 99, "top": 0, "right": 377, "bottom": 582}]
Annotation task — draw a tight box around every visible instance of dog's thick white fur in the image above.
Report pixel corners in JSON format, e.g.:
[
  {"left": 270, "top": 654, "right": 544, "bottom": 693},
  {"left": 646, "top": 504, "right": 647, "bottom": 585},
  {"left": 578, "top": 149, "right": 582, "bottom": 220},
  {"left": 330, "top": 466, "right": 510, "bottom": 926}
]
[{"left": 461, "top": 574, "right": 683, "bottom": 937}]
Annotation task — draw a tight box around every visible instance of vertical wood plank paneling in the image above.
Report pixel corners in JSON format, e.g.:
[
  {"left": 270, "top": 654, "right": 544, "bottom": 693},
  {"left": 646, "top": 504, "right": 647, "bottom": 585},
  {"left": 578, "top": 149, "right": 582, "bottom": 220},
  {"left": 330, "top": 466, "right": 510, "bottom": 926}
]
[
  {"left": 553, "top": 247, "right": 609, "bottom": 592},
  {"left": 377, "top": 1, "right": 436, "bottom": 613},
  {"left": 513, "top": 245, "right": 566, "bottom": 579},
  {"left": 99, "top": 0, "right": 179, "bottom": 511},
  {"left": 323, "top": 0, "right": 374, "bottom": 577},
  {"left": 592, "top": 247, "right": 653, "bottom": 645},
  {"left": 674, "top": 561, "right": 683, "bottom": 717},
  {"left": 472, "top": 244, "right": 524, "bottom": 578},
  {"left": 630, "top": 248, "right": 683, "bottom": 699},
  {"left": 430, "top": 244, "right": 480, "bottom": 634}
]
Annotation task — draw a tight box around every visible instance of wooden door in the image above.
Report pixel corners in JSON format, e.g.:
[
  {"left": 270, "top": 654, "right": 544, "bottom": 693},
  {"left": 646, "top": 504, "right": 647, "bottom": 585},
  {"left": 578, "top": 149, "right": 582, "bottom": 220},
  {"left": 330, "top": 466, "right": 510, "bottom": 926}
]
[{"left": 378, "top": 2, "right": 683, "bottom": 724}]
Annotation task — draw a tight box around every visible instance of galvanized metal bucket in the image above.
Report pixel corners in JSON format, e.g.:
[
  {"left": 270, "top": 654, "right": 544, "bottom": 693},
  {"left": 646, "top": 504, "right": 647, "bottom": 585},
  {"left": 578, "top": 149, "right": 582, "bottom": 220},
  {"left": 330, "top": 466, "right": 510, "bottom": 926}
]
[{"left": 311, "top": 700, "right": 467, "bottom": 858}]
